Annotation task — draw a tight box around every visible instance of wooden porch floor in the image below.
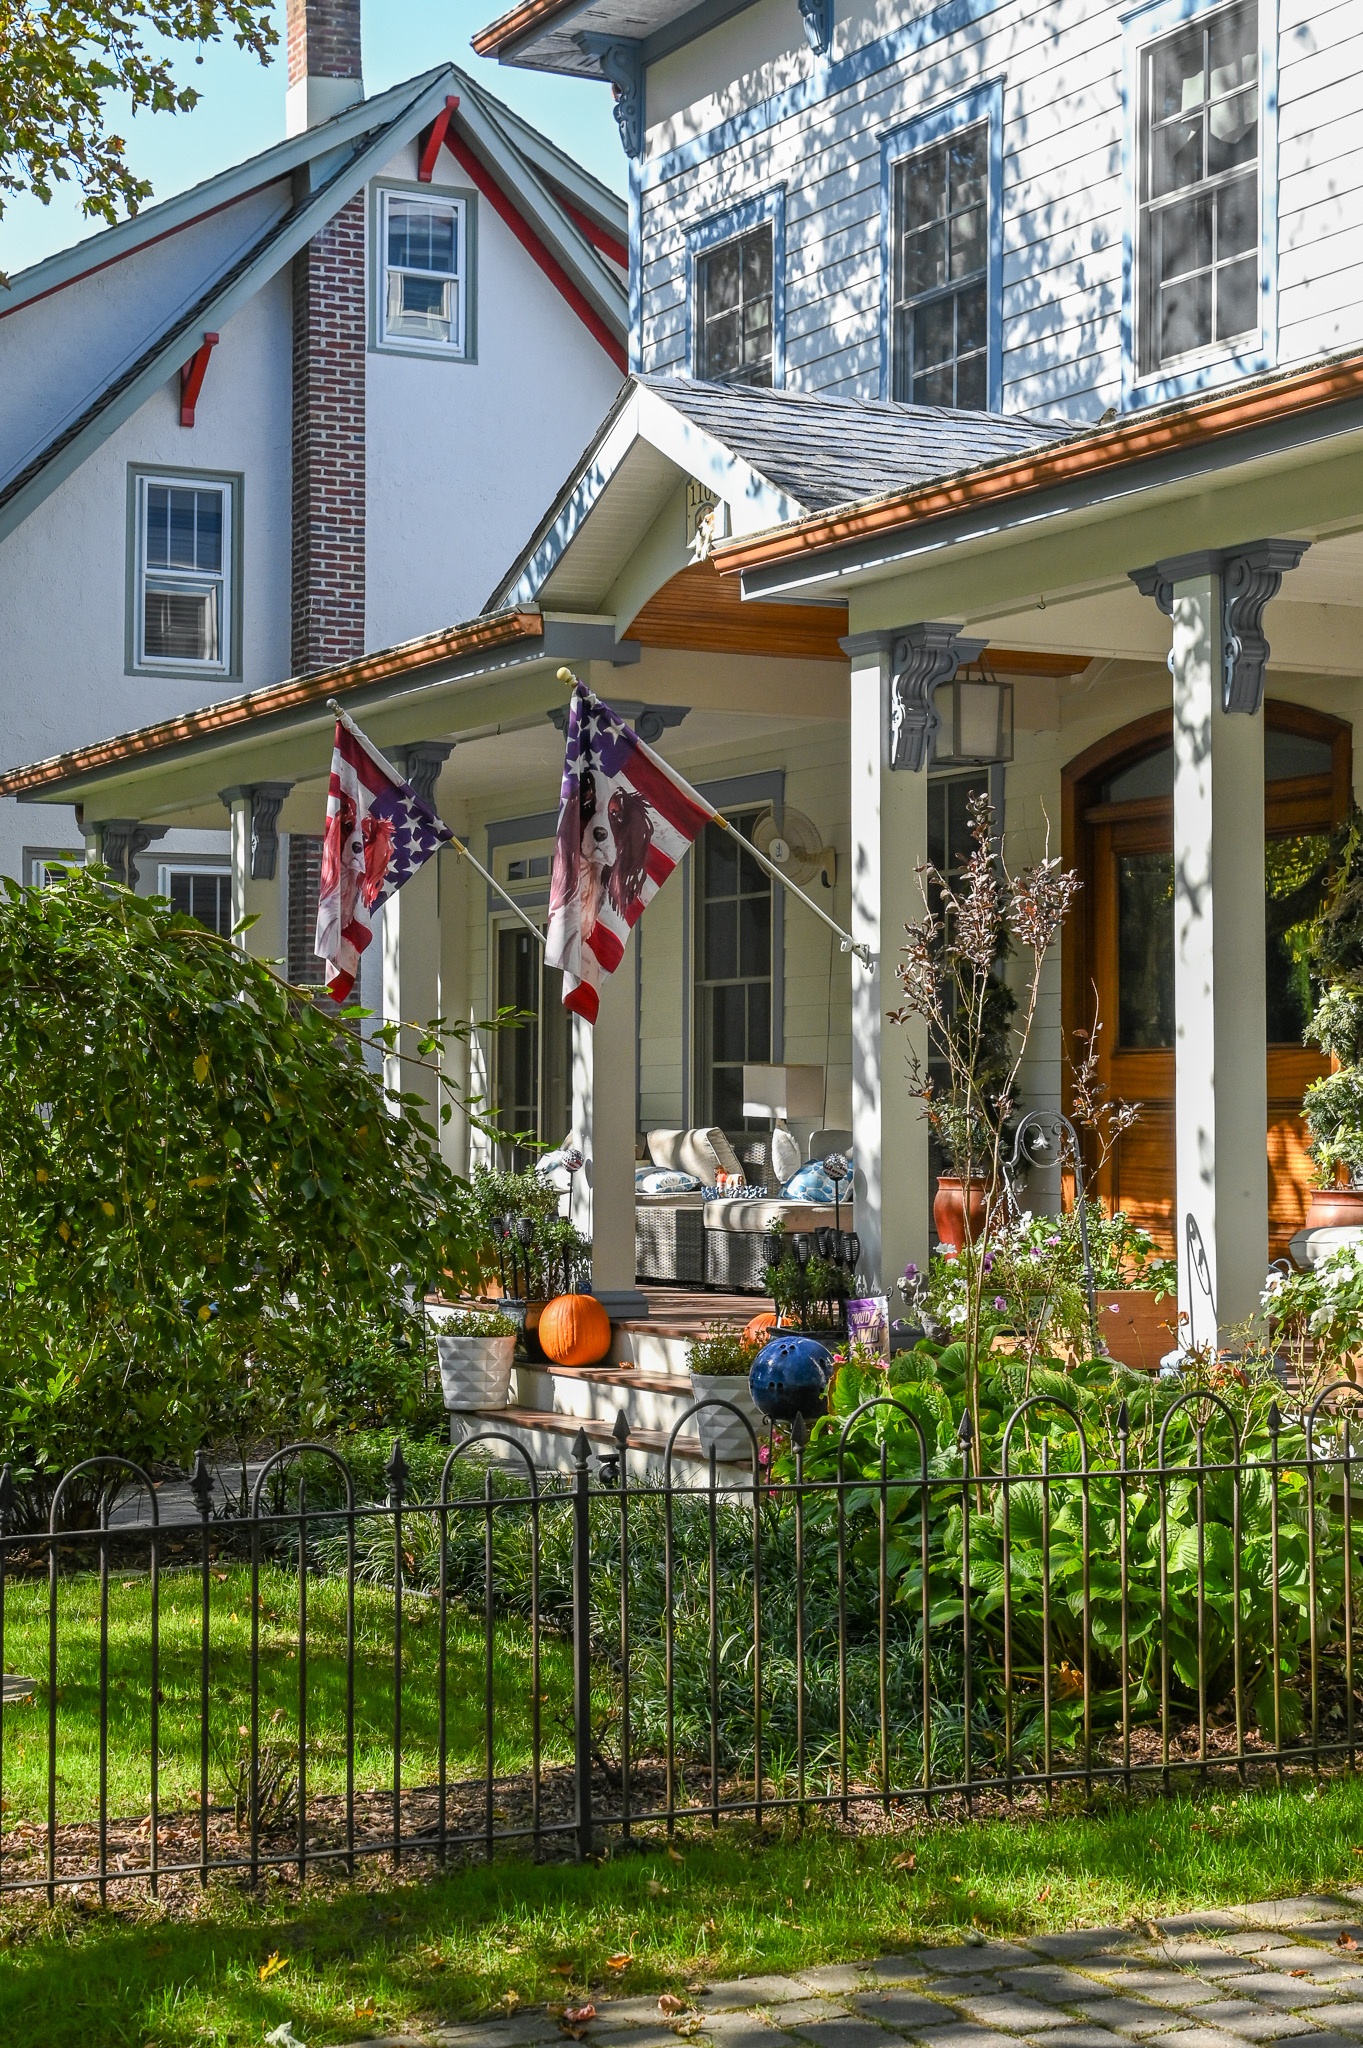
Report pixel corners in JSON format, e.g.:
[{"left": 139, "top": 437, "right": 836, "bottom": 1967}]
[{"left": 624, "top": 1284, "right": 774, "bottom": 1335}]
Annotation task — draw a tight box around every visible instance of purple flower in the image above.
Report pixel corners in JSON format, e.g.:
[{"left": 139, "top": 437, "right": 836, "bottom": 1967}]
[
  {"left": 903, "top": 1263, "right": 919, "bottom": 1282},
  {"left": 993, "top": 1295, "right": 1007, "bottom": 1311},
  {"left": 982, "top": 1252, "right": 994, "bottom": 1272},
  {"left": 1046, "top": 1233, "right": 1062, "bottom": 1247}
]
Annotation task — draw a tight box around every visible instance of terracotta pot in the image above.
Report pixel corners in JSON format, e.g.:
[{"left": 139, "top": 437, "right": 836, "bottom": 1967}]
[
  {"left": 932, "top": 1176, "right": 989, "bottom": 1253},
  {"left": 1093, "top": 1289, "right": 1176, "bottom": 1372},
  {"left": 1303, "top": 1187, "right": 1363, "bottom": 1231}
]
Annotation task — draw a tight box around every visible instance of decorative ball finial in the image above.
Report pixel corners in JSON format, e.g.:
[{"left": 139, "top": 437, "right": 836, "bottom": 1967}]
[{"left": 556, "top": 666, "right": 575, "bottom": 685}]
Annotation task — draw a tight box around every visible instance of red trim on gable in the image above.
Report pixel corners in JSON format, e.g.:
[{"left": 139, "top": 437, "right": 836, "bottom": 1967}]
[
  {"left": 179, "top": 332, "right": 219, "bottom": 426},
  {"left": 442, "top": 131, "right": 627, "bottom": 372},
  {"left": 554, "top": 192, "right": 628, "bottom": 269},
  {"left": 418, "top": 96, "right": 459, "bottom": 182}
]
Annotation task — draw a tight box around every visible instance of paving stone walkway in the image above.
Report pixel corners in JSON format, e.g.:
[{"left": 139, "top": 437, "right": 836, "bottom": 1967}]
[{"left": 334, "top": 1893, "right": 1363, "bottom": 2048}]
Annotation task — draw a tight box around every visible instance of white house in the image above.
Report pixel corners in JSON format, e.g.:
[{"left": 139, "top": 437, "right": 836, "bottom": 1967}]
[
  {"left": 8, "top": 0, "right": 1363, "bottom": 1365},
  {"left": 0, "top": 0, "right": 626, "bottom": 965}
]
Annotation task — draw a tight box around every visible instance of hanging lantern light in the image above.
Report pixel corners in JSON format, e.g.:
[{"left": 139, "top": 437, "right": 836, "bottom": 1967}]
[{"left": 932, "top": 656, "right": 1014, "bottom": 766}]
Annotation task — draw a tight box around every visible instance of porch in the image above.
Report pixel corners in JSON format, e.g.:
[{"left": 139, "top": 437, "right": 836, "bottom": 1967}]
[{"left": 8, "top": 361, "right": 1363, "bottom": 1362}]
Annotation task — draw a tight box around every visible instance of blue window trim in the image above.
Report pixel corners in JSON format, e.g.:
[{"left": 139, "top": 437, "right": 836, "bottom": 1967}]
[
  {"left": 684, "top": 186, "right": 786, "bottom": 388},
  {"left": 878, "top": 80, "right": 1004, "bottom": 410},
  {"left": 1120, "top": 0, "right": 1278, "bottom": 410}
]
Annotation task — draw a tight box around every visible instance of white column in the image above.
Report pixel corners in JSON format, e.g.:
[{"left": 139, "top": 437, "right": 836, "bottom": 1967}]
[
  {"left": 438, "top": 837, "right": 472, "bottom": 1175},
  {"left": 382, "top": 854, "right": 441, "bottom": 1128},
  {"left": 223, "top": 787, "right": 288, "bottom": 962},
  {"left": 1170, "top": 568, "right": 1268, "bottom": 1345},
  {"left": 846, "top": 634, "right": 931, "bottom": 1295},
  {"left": 571, "top": 958, "right": 646, "bottom": 1314}
]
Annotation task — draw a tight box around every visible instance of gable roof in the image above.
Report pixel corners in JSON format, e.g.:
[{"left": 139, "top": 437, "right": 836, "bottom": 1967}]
[
  {"left": 487, "top": 373, "right": 1075, "bottom": 611},
  {"left": 0, "top": 64, "right": 627, "bottom": 548}
]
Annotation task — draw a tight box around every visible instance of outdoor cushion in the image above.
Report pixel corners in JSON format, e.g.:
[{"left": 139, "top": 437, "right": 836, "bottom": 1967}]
[
  {"left": 647, "top": 1126, "right": 744, "bottom": 1181},
  {"left": 770, "top": 1125, "right": 802, "bottom": 1184},
  {"left": 702, "top": 1197, "right": 841, "bottom": 1234},
  {"left": 808, "top": 1128, "right": 853, "bottom": 1160},
  {"left": 636, "top": 1167, "right": 703, "bottom": 1194}
]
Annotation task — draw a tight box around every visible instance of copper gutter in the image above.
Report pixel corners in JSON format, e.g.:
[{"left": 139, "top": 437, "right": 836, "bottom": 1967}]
[
  {"left": 713, "top": 350, "right": 1363, "bottom": 580},
  {"left": 472, "top": 0, "right": 581, "bottom": 56},
  {"left": 0, "top": 609, "right": 543, "bottom": 797}
]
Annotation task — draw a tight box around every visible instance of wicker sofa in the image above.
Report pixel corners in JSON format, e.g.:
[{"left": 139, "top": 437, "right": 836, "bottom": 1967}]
[{"left": 634, "top": 1125, "right": 853, "bottom": 1292}]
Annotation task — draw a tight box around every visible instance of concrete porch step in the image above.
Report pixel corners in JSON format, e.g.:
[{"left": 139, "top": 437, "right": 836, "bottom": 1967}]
[
  {"left": 448, "top": 1405, "right": 754, "bottom": 1489},
  {"left": 514, "top": 1362, "right": 700, "bottom": 1432}
]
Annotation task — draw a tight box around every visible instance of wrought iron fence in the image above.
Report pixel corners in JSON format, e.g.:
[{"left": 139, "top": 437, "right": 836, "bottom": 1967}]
[{"left": 0, "top": 1380, "right": 1359, "bottom": 1902}]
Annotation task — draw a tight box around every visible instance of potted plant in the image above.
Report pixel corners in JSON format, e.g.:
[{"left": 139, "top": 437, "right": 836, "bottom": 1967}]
[
  {"left": 468, "top": 1167, "right": 591, "bottom": 1355},
  {"left": 686, "top": 1323, "right": 764, "bottom": 1463},
  {"left": 428, "top": 1304, "right": 520, "bottom": 1411},
  {"left": 761, "top": 1222, "right": 855, "bottom": 1336}
]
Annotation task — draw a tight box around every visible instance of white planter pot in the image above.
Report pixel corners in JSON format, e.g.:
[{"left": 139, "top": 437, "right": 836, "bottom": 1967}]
[
  {"left": 436, "top": 1333, "right": 516, "bottom": 1411},
  {"left": 687, "top": 1374, "right": 763, "bottom": 1465}
]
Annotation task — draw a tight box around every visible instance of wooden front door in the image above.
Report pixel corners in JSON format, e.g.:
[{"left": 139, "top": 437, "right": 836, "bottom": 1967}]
[{"left": 1065, "top": 705, "right": 1351, "bottom": 1258}]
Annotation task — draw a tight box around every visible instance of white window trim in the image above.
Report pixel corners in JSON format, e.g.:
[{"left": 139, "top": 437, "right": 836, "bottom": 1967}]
[
  {"left": 133, "top": 472, "right": 233, "bottom": 675},
  {"left": 377, "top": 186, "right": 469, "bottom": 358},
  {"left": 157, "top": 860, "right": 233, "bottom": 934}
]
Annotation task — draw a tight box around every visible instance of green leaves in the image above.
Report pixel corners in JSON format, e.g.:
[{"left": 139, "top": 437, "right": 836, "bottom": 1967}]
[
  {"left": 0, "top": 2, "right": 277, "bottom": 242},
  {"left": 0, "top": 872, "right": 477, "bottom": 1503}
]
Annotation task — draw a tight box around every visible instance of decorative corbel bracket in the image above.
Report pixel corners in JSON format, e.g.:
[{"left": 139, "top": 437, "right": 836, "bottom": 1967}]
[
  {"left": 179, "top": 332, "right": 219, "bottom": 427},
  {"left": 1129, "top": 539, "right": 1310, "bottom": 715},
  {"left": 796, "top": 0, "right": 834, "bottom": 56},
  {"left": 884, "top": 624, "right": 988, "bottom": 771},
  {"left": 575, "top": 33, "right": 644, "bottom": 159},
  {"left": 219, "top": 782, "right": 294, "bottom": 882},
  {"left": 95, "top": 819, "right": 167, "bottom": 888},
  {"left": 393, "top": 740, "right": 455, "bottom": 806},
  {"left": 547, "top": 701, "right": 689, "bottom": 743}
]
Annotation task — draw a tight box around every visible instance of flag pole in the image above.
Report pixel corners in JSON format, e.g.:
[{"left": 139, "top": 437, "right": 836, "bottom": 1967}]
[
  {"left": 325, "top": 699, "right": 545, "bottom": 945},
  {"left": 553, "top": 670, "right": 874, "bottom": 969}
]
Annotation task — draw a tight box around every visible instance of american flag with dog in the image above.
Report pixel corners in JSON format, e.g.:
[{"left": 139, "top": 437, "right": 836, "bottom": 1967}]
[{"left": 545, "top": 679, "right": 713, "bottom": 1023}]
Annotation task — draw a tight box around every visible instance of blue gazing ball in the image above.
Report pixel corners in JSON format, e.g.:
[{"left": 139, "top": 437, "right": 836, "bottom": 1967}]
[{"left": 748, "top": 1334, "right": 832, "bottom": 1421}]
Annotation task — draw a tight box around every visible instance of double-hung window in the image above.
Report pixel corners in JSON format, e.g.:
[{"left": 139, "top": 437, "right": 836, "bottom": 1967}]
[
  {"left": 159, "top": 863, "right": 232, "bottom": 938},
  {"left": 891, "top": 126, "right": 989, "bottom": 408},
  {"left": 1138, "top": 1, "right": 1260, "bottom": 375},
  {"left": 380, "top": 190, "right": 467, "bottom": 354},
  {"left": 135, "top": 475, "right": 231, "bottom": 671},
  {"left": 695, "top": 227, "right": 774, "bottom": 387}
]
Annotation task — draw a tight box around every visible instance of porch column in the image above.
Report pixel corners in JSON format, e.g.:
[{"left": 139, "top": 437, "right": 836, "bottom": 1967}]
[
  {"left": 381, "top": 743, "right": 454, "bottom": 1129},
  {"left": 571, "top": 960, "right": 646, "bottom": 1316},
  {"left": 220, "top": 783, "right": 291, "bottom": 960},
  {"left": 1131, "top": 542, "right": 1307, "bottom": 1345},
  {"left": 843, "top": 626, "right": 983, "bottom": 1294}
]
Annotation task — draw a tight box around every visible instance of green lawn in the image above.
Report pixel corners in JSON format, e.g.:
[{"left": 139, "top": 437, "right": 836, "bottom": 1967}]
[
  {"left": 0, "top": 1564, "right": 573, "bottom": 1825},
  {"left": 0, "top": 1779, "right": 1362, "bottom": 2047}
]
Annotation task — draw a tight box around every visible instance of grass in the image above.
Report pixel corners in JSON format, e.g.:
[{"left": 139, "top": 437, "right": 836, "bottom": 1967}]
[
  {"left": 0, "top": 1564, "right": 573, "bottom": 1823},
  {"left": 0, "top": 1778, "right": 1361, "bottom": 2047}
]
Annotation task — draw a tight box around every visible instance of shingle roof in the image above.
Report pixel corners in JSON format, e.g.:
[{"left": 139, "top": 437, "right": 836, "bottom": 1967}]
[{"left": 639, "top": 376, "right": 1077, "bottom": 516}]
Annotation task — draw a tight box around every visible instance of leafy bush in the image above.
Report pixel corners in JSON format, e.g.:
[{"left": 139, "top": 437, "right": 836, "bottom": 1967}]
[
  {"left": 687, "top": 1323, "right": 760, "bottom": 1377},
  {"left": 1263, "top": 1243, "right": 1363, "bottom": 1374},
  {"left": 0, "top": 872, "right": 477, "bottom": 1520},
  {"left": 468, "top": 1167, "right": 589, "bottom": 1299}
]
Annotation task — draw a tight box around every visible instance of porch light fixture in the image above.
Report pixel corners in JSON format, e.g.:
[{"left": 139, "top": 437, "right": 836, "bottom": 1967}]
[{"left": 932, "top": 659, "right": 1014, "bottom": 766}]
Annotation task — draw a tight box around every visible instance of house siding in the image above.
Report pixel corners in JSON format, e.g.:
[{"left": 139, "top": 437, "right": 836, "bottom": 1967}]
[{"left": 637, "top": 0, "right": 1363, "bottom": 422}]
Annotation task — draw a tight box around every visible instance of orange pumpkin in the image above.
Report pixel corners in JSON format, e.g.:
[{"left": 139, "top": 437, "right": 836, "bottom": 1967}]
[
  {"left": 743, "top": 1311, "right": 778, "bottom": 1347},
  {"left": 538, "top": 1292, "right": 612, "bottom": 1368}
]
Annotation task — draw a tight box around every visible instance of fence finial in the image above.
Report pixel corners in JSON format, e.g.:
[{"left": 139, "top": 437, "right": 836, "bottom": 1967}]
[
  {"left": 612, "top": 1408, "right": 630, "bottom": 1448},
  {"left": 189, "top": 1449, "right": 214, "bottom": 1519},
  {"left": 1116, "top": 1400, "right": 1130, "bottom": 1439},
  {"left": 1267, "top": 1401, "right": 1281, "bottom": 1437},
  {"left": 956, "top": 1409, "right": 973, "bottom": 1448},
  {"left": 572, "top": 1427, "right": 592, "bottom": 1468},
  {"left": 386, "top": 1438, "right": 409, "bottom": 1504}
]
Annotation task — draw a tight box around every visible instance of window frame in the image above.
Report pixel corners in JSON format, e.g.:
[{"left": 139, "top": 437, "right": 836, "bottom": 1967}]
[
  {"left": 688, "top": 770, "right": 786, "bottom": 1133},
  {"left": 685, "top": 189, "right": 786, "bottom": 391},
  {"left": 157, "top": 859, "right": 233, "bottom": 937},
  {"left": 126, "top": 467, "right": 240, "bottom": 679},
  {"left": 880, "top": 82, "right": 1004, "bottom": 410},
  {"left": 1122, "top": 0, "right": 1278, "bottom": 409},
  {"left": 371, "top": 180, "right": 477, "bottom": 363}
]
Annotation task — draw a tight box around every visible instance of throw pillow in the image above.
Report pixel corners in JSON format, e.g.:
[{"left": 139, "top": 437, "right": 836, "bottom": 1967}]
[
  {"left": 636, "top": 1168, "right": 702, "bottom": 1194},
  {"left": 780, "top": 1162, "right": 842, "bottom": 1203},
  {"left": 770, "top": 1125, "right": 802, "bottom": 1184}
]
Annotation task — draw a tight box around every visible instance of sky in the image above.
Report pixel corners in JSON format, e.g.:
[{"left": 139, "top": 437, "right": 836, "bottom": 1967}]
[{"left": 1, "top": 1, "right": 625, "bottom": 281}]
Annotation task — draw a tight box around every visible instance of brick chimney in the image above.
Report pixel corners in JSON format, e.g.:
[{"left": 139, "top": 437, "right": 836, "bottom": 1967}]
[
  {"left": 289, "top": 0, "right": 366, "bottom": 672},
  {"left": 286, "top": 0, "right": 364, "bottom": 136}
]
